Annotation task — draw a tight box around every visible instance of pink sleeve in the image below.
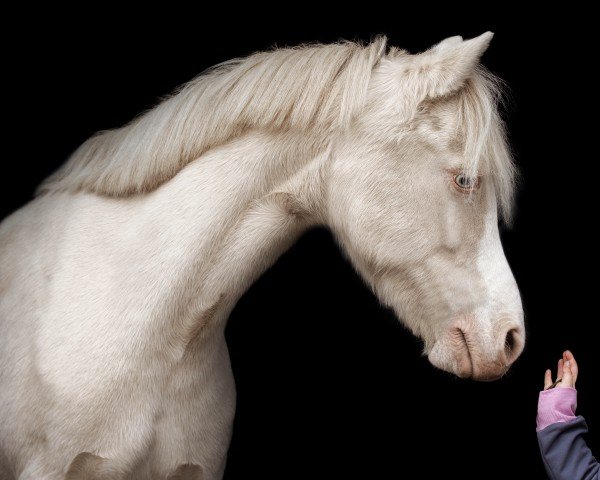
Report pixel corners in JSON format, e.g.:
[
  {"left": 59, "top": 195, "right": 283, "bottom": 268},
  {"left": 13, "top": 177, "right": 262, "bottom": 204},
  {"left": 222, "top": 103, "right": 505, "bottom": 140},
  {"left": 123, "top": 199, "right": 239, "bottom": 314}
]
[{"left": 536, "top": 387, "right": 577, "bottom": 432}]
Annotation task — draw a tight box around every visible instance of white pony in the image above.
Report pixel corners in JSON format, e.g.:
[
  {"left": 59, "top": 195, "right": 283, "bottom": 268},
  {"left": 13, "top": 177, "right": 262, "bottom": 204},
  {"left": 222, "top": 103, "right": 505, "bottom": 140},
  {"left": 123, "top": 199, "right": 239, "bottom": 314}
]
[{"left": 0, "top": 33, "right": 524, "bottom": 479}]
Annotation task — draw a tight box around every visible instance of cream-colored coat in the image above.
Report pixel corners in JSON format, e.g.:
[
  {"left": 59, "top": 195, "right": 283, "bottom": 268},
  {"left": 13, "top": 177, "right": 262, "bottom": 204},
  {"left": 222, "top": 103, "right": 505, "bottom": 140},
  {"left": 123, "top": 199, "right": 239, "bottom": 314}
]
[{"left": 0, "top": 33, "right": 523, "bottom": 479}]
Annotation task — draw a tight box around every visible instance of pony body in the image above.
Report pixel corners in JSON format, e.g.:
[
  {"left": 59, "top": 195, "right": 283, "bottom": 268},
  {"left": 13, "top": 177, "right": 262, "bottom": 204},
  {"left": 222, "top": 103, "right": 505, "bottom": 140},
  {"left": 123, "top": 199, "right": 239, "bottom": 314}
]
[{"left": 0, "top": 34, "right": 523, "bottom": 479}]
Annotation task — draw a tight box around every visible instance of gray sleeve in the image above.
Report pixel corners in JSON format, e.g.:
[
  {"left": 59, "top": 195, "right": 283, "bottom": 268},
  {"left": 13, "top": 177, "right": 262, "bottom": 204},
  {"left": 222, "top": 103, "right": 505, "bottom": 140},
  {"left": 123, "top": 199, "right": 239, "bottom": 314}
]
[{"left": 537, "top": 416, "right": 599, "bottom": 480}]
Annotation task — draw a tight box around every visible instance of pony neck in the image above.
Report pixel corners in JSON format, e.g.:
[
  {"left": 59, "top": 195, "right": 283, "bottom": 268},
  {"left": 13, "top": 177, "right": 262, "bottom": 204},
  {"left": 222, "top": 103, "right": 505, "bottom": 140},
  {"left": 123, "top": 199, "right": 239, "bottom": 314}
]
[{"left": 141, "top": 132, "right": 327, "bottom": 352}]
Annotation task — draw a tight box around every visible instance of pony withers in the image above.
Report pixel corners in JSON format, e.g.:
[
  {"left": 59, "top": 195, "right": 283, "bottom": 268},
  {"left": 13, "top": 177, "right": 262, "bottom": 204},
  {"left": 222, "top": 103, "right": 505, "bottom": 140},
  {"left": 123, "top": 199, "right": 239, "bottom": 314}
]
[{"left": 0, "top": 33, "right": 522, "bottom": 479}]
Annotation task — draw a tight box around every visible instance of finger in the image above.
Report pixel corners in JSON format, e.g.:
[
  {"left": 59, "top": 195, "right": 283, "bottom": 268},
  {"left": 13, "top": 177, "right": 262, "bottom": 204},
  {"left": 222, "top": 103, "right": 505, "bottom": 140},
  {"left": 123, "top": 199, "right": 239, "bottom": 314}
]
[
  {"left": 560, "top": 360, "right": 573, "bottom": 388},
  {"left": 544, "top": 369, "right": 552, "bottom": 389},
  {"left": 557, "top": 358, "right": 563, "bottom": 380},
  {"left": 564, "top": 350, "right": 578, "bottom": 384}
]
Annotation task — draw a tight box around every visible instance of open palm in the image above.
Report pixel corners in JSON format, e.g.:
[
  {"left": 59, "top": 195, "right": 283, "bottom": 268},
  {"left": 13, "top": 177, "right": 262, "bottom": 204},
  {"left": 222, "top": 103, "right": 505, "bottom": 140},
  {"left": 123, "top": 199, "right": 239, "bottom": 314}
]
[{"left": 544, "top": 350, "right": 579, "bottom": 389}]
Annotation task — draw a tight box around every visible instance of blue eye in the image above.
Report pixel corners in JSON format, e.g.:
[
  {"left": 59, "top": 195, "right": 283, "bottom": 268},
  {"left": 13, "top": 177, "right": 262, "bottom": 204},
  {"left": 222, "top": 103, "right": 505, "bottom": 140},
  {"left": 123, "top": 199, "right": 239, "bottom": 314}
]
[{"left": 454, "top": 173, "right": 477, "bottom": 190}]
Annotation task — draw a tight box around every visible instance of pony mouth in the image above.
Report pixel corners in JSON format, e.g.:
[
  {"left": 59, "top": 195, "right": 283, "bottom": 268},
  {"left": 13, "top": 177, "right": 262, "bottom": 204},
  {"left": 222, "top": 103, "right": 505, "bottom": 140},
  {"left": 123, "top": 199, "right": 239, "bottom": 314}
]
[
  {"left": 425, "top": 325, "right": 514, "bottom": 381},
  {"left": 452, "top": 327, "right": 510, "bottom": 381},
  {"left": 454, "top": 328, "right": 473, "bottom": 378}
]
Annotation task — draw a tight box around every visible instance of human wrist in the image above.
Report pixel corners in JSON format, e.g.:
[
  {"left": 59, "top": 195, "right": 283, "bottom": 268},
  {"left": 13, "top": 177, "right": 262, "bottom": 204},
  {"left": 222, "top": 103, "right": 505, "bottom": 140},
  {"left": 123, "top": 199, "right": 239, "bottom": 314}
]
[{"left": 536, "top": 387, "right": 577, "bottom": 432}]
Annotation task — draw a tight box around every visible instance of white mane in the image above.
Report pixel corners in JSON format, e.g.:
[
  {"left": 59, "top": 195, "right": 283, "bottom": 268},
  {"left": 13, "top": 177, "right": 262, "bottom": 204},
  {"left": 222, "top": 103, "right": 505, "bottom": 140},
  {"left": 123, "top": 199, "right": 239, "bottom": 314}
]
[
  {"left": 37, "top": 37, "right": 514, "bottom": 219},
  {"left": 37, "top": 39, "right": 387, "bottom": 197}
]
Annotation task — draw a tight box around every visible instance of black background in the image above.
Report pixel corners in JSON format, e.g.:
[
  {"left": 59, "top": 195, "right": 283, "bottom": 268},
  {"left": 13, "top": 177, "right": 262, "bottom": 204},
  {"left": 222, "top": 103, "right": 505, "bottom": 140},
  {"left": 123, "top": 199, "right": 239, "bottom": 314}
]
[{"left": 2, "top": 10, "right": 598, "bottom": 480}]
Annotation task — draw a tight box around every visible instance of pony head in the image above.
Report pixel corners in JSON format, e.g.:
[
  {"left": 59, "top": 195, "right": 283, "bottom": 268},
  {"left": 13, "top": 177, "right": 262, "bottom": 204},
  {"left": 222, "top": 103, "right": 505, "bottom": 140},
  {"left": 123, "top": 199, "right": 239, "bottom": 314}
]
[{"left": 326, "top": 33, "right": 523, "bottom": 380}]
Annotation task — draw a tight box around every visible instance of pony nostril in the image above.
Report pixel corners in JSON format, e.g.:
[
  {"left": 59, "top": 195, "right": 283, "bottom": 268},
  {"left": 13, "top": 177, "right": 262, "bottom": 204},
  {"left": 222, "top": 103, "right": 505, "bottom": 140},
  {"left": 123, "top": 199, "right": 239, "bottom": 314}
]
[
  {"left": 503, "top": 328, "right": 522, "bottom": 364},
  {"left": 505, "top": 329, "right": 516, "bottom": 352}
]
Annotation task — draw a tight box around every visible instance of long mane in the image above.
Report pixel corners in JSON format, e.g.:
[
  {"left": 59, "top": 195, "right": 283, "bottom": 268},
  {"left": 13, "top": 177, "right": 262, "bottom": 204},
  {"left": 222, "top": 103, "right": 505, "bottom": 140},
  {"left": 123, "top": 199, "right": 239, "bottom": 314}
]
[
  {"left": 37, "top": 39, "right": 388, "bottom": 196},
  {"left": 37, "top": 37, "right": 515, "bottom": 220}
]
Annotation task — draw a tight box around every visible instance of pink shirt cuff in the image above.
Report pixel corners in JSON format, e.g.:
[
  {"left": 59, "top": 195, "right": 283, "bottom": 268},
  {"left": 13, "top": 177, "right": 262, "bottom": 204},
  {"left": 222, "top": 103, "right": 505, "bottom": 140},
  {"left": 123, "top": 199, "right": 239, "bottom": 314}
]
[{"left": 536, "top": 387, "right": 577, "bottom": 432}]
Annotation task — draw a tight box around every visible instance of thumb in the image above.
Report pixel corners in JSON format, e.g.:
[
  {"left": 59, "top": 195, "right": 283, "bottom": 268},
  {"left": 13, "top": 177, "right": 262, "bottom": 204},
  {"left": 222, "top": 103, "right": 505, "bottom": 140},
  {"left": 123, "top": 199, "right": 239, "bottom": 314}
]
[{"left": 560, "top": 360, "right": 573, "bottom": 388}]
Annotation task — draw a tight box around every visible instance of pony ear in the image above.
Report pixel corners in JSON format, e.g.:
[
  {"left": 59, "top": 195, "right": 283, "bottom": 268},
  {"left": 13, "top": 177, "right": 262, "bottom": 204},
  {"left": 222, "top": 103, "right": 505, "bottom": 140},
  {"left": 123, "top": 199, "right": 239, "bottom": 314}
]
[
  {"left": 431, "top": 35, "right": 463, "bottom": 52},
  {"left": 410, "top": 32, "right": 493, "bottom": 98}
]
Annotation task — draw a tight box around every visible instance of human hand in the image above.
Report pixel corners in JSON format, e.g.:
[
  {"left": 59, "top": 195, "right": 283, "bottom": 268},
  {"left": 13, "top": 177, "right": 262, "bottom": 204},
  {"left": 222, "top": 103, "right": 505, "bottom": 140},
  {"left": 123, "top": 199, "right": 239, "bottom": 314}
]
[{"left": 543, "top": 350, "right": 578, "bottom": 390}]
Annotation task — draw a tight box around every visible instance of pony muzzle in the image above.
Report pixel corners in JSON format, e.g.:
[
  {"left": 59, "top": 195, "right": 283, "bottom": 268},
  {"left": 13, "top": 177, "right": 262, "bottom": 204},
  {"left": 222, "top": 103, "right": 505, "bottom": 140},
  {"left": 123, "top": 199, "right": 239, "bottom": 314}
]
[{"left": 428, "top": 317, "right": 525, "bottom": 381}]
